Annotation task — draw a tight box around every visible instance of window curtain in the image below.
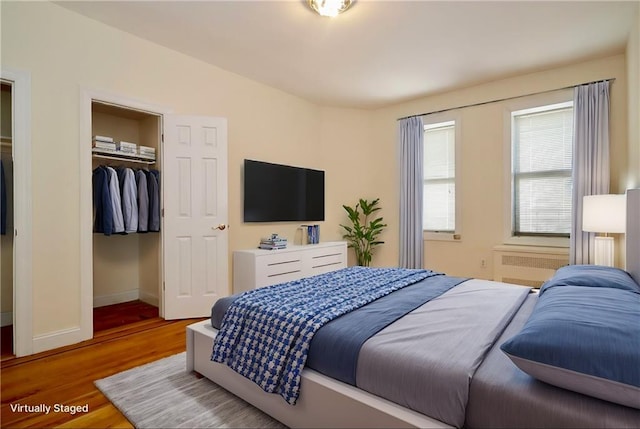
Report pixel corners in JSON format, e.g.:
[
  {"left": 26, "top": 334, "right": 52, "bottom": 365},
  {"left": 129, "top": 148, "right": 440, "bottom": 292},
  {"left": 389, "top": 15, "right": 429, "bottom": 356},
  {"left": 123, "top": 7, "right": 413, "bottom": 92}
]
[
  {"left": 570, "top": 81, "right": 610, "bottom": 264},
  {"left": 398, "top": 117, "right": 424, "bottom": 269}
]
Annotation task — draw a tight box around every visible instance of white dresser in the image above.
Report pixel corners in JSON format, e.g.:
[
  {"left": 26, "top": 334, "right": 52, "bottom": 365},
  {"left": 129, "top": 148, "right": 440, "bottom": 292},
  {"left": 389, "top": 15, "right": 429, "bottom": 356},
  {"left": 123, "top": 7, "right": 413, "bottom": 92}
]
[{"left": 233, "top": 241, "right": 348, "bottom": 293}]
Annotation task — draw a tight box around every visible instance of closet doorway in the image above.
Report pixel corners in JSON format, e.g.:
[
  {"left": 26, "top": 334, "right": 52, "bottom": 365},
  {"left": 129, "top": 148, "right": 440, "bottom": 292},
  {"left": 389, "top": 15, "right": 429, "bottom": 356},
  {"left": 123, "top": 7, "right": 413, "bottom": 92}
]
[
  {"left": 1, "top": 68, "right": 32, "bottom": 358},
  {"left": 1, "top": 81, "right": 14, "bottom": 358},
  {"left": 80, "top": 90, "right": 229, "bottom": 345},
  {"left": 90, "top": 101, "right": 163, "bottom": 333}
]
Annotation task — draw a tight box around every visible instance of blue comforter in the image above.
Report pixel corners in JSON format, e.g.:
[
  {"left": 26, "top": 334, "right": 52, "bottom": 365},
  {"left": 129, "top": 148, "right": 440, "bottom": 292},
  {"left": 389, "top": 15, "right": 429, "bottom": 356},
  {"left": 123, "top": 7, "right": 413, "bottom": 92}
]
[{"left": 210, "top": 266, "right": 445, "bottom": 404}]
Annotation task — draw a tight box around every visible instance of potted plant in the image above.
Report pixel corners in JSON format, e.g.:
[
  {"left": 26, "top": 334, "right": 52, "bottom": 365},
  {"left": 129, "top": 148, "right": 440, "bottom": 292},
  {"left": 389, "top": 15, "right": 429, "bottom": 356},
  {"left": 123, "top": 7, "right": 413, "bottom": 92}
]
[{"left": 340, "top": 198, "right": 387, "bottom": 267}]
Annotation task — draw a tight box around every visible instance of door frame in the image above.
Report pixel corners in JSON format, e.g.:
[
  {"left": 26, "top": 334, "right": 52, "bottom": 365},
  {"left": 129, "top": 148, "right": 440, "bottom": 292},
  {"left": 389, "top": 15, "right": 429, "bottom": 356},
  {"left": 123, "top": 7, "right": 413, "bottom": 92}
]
[
  {"left": 79, "top": 88, "right": 170, "bottom": 342},
  {"left": 1, "top": 68, "right": 33, "bottom": 357}
]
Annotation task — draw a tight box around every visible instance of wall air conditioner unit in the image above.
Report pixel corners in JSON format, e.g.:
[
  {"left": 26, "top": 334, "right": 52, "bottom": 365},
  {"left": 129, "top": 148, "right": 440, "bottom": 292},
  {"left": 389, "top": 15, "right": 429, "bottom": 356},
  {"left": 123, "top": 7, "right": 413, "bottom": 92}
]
[{"left": 493, "top": 245, "right": 569, "bottom": 288}]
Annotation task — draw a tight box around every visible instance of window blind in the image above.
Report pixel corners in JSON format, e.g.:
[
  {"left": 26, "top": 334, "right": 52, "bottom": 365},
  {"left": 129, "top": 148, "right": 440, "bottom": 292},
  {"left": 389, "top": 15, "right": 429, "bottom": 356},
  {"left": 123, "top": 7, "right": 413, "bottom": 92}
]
[
  {"left": 513, "top": 105, "right": 573, "bottom": 236},
  {"left": 424, "top": 122, "right": 455, "bottom": 232}
]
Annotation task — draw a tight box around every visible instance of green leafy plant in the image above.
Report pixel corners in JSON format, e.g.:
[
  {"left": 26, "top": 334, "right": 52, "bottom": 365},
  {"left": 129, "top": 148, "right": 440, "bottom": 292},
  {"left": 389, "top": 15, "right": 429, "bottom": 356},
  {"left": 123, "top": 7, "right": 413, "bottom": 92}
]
[{"left": 340, "top": 198, "right": 387, "bottom": 267}]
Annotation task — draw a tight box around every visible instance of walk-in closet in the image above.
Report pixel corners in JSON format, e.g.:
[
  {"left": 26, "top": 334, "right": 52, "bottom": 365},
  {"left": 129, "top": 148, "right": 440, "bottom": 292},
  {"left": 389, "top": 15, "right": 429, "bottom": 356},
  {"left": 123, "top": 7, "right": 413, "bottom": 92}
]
[
  {"left": 1, "top": 81, "right": 13, "bottom": 357},
  {"left": 91, "top": 101, "right": 162, "bottom": 331}
]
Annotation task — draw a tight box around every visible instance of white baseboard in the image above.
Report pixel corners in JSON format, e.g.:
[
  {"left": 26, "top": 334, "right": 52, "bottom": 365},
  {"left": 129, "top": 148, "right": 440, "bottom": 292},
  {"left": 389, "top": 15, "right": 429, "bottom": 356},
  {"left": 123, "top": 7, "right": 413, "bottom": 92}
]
[
  {"left": 29, "top": 289, "right": 158, "bottom": 356},
  {"left": 33, "top": 326, "right": 88, "bottom": 354},
  {"left": 93, "top": 289, "right": 139, "bottom": 308},
  {"left": 1, "top": 311, "right": 13, "bottom": 327},
  {"left": 139, "top": 290, "right": 159, "bottom": 307}
]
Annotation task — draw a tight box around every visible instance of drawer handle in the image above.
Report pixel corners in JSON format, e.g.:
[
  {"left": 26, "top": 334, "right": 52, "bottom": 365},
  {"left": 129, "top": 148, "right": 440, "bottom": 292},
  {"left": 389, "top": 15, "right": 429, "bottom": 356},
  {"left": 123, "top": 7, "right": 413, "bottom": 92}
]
[
  {"left": 312, "top": 262, "right": 343, "bottom": 269},
  {"left": 268, "top": 270, "right": 302, "bottom": 278},
  {"left": 312, "top": 253, "right": 342, "bottom": 259},
  {"left": 267, "top": 260, "right": 301, "bottom": 266}
]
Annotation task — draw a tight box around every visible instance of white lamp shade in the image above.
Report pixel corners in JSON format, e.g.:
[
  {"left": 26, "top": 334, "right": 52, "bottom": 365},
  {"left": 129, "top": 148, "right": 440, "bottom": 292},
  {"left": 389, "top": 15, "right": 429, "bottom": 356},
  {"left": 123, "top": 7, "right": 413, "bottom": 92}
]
[{"left": 582, "top": 194, "right": 626, "bottom": 233}]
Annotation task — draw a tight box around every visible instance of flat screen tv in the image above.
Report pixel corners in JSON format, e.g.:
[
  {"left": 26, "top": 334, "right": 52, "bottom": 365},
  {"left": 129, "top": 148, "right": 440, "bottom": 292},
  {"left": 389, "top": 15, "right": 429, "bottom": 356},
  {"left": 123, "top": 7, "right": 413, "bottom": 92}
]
[{"left": 243, "top": 159, "right": 325, "bottom": 222}]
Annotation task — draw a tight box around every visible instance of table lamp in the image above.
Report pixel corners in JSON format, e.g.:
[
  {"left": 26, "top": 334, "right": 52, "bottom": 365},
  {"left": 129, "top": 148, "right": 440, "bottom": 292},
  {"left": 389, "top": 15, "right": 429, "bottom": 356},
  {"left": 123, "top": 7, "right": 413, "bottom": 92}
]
[{"left": 582, "top": 194, "right": 626, "bottom": 267}]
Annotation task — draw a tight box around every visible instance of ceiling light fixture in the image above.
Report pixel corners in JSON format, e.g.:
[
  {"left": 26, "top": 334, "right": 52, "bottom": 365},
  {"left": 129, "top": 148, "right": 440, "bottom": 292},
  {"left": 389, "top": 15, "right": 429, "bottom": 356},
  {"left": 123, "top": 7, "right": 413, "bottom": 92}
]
[{"left": 308, "top": 0, "right": 353, "bottom": 17}]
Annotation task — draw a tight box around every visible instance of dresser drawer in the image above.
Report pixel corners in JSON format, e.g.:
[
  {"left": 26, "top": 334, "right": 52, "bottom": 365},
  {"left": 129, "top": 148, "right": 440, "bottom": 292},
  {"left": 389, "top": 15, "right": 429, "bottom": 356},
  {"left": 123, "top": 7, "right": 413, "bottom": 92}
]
[
  {"left": 261, "top": 269, "right": 305, "bottom": 287},
  {"left": 256, "top": 253, "right": 304, "bottom": 287},
  {"left": 305, "top": 245, "right": 345, "bottom": 260},
  {"left": 309, "top": 259, "right": 346, "bottom": 276},
  {"left": 305, "top": 245, "right": 347, "bottom": 275}
]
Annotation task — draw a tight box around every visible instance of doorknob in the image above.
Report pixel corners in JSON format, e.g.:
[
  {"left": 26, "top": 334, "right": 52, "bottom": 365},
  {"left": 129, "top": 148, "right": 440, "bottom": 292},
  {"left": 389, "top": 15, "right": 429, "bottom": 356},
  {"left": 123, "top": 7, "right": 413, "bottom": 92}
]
[{"left": 213, "top": 224, "right": 227, "bottom": 231}]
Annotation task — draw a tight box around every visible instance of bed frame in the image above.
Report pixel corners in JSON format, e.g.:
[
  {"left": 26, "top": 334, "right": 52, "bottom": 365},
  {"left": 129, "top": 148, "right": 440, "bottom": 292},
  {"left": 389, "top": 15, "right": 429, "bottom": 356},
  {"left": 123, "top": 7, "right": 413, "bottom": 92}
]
[
  {"left": 186, "top": 189, "right": 640, "bottom": 429},
  {"left": 186, "top": 320, "right": 450, "bottom": 428}
]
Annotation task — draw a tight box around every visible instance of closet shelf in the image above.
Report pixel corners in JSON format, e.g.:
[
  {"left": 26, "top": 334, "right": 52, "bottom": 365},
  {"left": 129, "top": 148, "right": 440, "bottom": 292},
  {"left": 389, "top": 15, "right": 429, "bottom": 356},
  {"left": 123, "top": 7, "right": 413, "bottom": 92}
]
[{"left": 92, "top": 149, "right": 156, "bottom": 165}]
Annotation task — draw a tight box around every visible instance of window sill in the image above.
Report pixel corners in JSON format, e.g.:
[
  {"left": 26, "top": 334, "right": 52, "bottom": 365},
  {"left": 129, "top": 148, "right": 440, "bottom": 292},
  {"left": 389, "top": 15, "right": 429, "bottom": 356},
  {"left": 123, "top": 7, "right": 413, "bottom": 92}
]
[
  {"left": 424, "top": 231, "right": 462, "bottom": 242},
  {"left": 501, "top": 235, "right": 569, "bottom": 249}
]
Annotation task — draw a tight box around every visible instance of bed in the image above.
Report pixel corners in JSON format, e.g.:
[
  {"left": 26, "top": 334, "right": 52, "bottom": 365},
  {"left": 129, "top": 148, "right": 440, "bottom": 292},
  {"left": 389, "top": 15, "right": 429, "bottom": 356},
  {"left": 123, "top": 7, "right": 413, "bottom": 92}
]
[{"left": 186, "top": 189, "right": 640, "bottom": 428}]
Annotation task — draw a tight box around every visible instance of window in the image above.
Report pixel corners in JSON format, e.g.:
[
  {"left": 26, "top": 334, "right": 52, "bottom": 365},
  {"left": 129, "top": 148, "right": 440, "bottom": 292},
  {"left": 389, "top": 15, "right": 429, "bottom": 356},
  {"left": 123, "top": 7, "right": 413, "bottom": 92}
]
[
  {"left": 423, "top": 120, "right": 456, "bottom": 233},
  {"left": 511, "top": 101, "right": 573, "bottom": 237}
]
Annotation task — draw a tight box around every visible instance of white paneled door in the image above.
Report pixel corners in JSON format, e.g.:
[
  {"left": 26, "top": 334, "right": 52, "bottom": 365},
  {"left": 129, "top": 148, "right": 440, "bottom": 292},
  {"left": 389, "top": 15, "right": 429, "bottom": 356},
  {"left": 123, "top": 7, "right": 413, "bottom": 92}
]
[{"left": 163, "top": 116, "right": 228, "bottom": 319}]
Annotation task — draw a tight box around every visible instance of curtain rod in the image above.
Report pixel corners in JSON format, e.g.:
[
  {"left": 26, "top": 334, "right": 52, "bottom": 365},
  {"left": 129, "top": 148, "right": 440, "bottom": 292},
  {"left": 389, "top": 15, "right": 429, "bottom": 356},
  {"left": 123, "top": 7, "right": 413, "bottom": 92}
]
[{"left": 397, "top": 78, "right": 616, "bottom": 121}]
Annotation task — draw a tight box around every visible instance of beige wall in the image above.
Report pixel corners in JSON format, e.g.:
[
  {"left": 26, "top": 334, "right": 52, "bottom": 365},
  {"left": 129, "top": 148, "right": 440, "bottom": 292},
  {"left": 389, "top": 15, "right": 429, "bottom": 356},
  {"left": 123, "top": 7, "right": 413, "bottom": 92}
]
[
  {"left": 372, "top": 55, "right": 629, "bottom": 278},
  {"left": 1, "top": 2, "right": 369, "bottom": 338},
  {"left": 628, "top": 6, "right": 640, "bottom": 189}
]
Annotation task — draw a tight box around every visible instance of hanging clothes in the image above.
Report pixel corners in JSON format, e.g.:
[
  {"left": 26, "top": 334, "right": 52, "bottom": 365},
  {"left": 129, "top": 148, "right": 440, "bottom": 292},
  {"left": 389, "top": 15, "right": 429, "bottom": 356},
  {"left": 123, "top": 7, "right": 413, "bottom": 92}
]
[
  {"left": 151, "top": 169, "right": 160, "bottom": 232},
  {"left": 136, "top": 169, "right": 149, "bottom": 232},
  {"left": 151, "top": 169, "right": 160, "bottom": 186},
  {"left": 118, "top": 167, "right": 139, "bottom": 234},
  {"left": 151, "top": 169, "right": 160, "bottom": 230},
  {"left": 116, "top": 167, "right": 127, "bottom": 196},
  {"left": 105, "top": 166, "right": 125, "bottom": 234},
  {"left": 1, "top": 159, "right": 6, "bottom": 235},
  {"left": 92, "top": 166, "right": 113, "bottom": 236},
  {"left": 92, "top": 164, "right": 160, "bottom": 236},
  {"left": 146, "top": 169, "right": 160, "bottom": 232}
]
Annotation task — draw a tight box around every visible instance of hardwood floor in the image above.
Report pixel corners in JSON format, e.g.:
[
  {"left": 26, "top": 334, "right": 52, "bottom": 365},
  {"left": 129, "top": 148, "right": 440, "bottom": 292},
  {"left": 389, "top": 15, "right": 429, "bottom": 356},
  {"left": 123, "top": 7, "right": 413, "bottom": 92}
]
[
  {"left": 93, "top": 300, "right": 159, "bottom": 333},
  {"left": 1, "top": 316, "right": 205, "bottom": 428}
]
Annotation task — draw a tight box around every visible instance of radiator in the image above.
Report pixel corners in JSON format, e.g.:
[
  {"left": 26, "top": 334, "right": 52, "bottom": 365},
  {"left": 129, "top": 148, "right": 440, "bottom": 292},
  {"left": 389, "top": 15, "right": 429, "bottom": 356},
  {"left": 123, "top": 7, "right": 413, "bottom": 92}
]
[{"left": 493, "top": 245, "right": 569, "bottom": 288}]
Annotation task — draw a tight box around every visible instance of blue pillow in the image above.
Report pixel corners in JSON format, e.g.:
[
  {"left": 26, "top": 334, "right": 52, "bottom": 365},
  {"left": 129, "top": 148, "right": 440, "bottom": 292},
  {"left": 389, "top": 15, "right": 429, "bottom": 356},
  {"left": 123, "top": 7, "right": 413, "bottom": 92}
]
[
  {"left": 501, "top": 285, "right": 640, "bottom": 409},
  {"left": 540, "top": 264, "right": 640, "bottom": 295}
]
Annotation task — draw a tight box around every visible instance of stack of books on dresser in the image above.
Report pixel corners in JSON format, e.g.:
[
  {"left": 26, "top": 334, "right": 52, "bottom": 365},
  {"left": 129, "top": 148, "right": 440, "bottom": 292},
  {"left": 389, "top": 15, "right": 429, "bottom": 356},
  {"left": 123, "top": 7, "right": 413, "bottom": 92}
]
[
  {"left": 92, "top": 135, "right": 116, "bottom": 152},
  {"left": 259, "top": 234, "right": 288, "bottom": 250}
]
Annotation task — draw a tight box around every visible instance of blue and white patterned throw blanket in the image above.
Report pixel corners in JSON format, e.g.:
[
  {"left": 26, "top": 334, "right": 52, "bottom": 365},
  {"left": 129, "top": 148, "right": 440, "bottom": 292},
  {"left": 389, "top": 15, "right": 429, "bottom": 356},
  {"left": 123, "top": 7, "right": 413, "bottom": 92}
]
[{"left": 211, "top": 266, "right": 440, "bottom": 404}]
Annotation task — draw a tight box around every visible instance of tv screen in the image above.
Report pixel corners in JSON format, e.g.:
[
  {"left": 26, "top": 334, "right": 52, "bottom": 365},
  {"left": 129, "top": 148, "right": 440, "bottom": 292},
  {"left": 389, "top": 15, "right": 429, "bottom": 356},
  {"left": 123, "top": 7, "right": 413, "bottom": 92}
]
[{"left": 243, "top": 159, "right": 325, "bottom": 222}]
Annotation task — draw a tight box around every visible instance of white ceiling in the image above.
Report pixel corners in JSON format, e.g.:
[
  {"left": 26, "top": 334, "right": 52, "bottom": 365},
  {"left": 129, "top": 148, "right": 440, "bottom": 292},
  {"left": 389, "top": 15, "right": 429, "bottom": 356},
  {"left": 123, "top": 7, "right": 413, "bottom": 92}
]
[{"left": 57, "top": 1, "right": 638, "bottom": 109}]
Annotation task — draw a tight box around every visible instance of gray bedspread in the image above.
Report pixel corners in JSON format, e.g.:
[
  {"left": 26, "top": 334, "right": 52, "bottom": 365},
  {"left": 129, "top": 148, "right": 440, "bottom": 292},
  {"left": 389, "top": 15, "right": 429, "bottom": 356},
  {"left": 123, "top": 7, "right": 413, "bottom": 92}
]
[
  {"left": 356, "top": 279, "right": 530, "bottom": 428},
  {"left": 465, "top": 294, "right": 640, "bottom": 429}
]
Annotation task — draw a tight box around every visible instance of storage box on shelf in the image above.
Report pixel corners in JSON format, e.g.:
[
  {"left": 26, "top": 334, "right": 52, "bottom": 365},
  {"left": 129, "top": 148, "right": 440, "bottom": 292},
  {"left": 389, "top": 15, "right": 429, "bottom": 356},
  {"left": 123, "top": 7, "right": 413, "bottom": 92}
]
[{"left": 115, "top": 141, "right": 137, "bottom": 154}]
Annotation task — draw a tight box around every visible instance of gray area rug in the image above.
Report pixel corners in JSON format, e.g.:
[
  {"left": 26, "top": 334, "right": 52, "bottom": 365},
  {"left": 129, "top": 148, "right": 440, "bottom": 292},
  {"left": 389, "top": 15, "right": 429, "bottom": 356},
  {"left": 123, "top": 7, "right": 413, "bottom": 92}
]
[{"left": 95, "top": 352, "right": 286, "bottom": 428}]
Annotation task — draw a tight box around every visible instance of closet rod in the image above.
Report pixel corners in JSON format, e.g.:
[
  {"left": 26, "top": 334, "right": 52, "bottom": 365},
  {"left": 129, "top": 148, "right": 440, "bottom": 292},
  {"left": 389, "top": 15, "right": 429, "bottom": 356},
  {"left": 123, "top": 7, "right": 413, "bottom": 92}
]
[{"left": 397, "top": 77, "right": 615, "bottom": 121}]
